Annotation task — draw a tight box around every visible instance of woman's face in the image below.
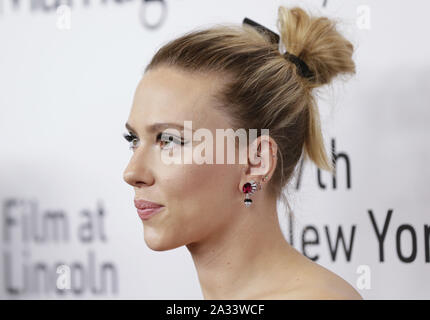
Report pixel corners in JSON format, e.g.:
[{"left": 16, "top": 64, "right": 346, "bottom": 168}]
[{"left": 123, "top": 66, "right": 246, "bottom": 251}]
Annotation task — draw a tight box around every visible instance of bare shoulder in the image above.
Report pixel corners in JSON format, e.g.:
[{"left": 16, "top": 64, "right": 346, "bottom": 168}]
[
  {"left": 269, "top": 259, "right": 363, "bottom": 300},
  {"left": 296, "top": 278, "right": 364, "bottom": 300},
  {"left": 305, "top": 261, "right": 362, "bottom": 299}
]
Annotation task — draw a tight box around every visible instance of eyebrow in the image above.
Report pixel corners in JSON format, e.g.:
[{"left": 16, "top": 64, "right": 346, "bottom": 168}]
[{"left": 125, "top": 122, "right": 194, "bottom": 134}]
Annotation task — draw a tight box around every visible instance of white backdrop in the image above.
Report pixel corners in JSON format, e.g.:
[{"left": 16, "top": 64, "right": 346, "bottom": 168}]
[{"left": 0, "top": 0, "right": 429, "bottom": 299}]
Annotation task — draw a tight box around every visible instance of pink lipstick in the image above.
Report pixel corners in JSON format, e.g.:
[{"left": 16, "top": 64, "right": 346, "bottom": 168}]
[{"left": 134, "top": 199, "right": 164, "bottom": 220}]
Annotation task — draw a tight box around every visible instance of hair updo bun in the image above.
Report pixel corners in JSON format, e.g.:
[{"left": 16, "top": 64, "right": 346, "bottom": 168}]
[
  {"left": 277, "top": 6, "right": 355, "bottom": 88},
  {"left": 145, "top": 5, "right": 356, "bottom": 207}
]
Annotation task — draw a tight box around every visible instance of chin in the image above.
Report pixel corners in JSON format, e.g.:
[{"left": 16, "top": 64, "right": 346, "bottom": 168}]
[{"left": 143, "top": 232, "right": 184, "bottom": 252}]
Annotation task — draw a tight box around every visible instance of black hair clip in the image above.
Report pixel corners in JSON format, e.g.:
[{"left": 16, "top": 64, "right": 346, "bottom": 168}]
[
  {"left": 242, "top": 17, "right": 315, "bottom": 80},
  {"left": 243, "top": 17, "right": 280, "bottom": 45},
  {"left": 283, "top": 51, "right": 315, "bottom": 79}
]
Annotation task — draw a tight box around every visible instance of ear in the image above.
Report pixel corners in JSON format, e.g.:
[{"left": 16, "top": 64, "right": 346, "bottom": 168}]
[{"left": 238, "top": 134, "right": 278, "bottom": 193}]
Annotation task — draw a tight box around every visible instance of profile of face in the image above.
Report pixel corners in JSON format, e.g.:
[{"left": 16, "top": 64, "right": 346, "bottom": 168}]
[{"left": 123, "top": 66, "right": 261, "bottom": 251}]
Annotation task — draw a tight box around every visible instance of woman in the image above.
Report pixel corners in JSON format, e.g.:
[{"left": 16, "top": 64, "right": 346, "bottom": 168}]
[{"left": 123, "top": 5, "right": 362, "bottom": 300}]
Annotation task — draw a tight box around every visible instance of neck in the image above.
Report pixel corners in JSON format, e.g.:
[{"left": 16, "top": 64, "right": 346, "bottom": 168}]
[{"left": 186, "top": 192, "right": 303, "bottom": 299}]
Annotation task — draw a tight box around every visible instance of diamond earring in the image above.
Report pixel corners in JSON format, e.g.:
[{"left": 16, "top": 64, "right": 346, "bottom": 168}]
[{"left": 242, "top": 180, "right": 258, "bottom": 207}]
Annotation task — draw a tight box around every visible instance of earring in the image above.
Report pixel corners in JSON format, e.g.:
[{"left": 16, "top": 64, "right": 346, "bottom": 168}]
[{"left": 242, "top": 180, "right": 258, "bottom": 207}]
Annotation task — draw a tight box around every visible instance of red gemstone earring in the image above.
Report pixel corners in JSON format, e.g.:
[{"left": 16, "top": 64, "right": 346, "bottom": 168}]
[{"left": 242, "top": 180, "right": 258, "bottom": 207}]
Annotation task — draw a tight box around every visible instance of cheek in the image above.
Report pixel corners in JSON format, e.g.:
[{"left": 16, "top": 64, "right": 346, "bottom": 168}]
[
  {"left": 145, "top": 163, "right": 239, "bottom": 250},
  {"left": 167, "top": 163, "right": 236, "bottom": 198},
  {"left": 157, "top": 131, "right": 244, "bottom": 205},
  {"left": 160, "top": 161, "right": 239, "bottom": 214}
]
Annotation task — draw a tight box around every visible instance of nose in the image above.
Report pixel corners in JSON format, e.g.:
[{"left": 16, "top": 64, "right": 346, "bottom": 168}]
[{"left": 123, "top": 148, "right": 155, "bottom": 188}]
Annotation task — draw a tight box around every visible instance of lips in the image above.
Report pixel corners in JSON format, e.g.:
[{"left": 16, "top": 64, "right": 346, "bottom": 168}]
[
  {"left": 134, "top": 199, "right": 164, "bottom": 210},
  {"left": 134, "top": 199, "right": 164, "bottom": 220}
]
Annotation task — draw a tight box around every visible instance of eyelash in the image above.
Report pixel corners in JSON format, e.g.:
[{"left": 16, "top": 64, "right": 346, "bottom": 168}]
[{"left": 123, "top": 132, "right": 185, "bottom": 150}]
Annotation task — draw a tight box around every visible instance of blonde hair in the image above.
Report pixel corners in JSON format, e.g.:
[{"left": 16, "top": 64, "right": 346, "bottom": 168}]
[{"left": 145, "top": 6, "right": 355, "bottom": 207}]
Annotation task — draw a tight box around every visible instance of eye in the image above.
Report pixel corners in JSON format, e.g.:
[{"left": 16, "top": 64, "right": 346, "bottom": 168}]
[
  {"left": 123, "top": 132, "right": 139, "bottom": 150},
  {"left": 156, "top": 132, "right": 185, "bottom": 149}
]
